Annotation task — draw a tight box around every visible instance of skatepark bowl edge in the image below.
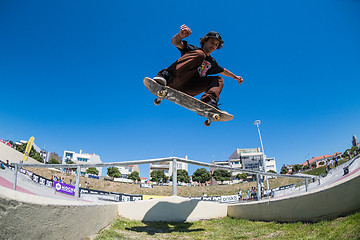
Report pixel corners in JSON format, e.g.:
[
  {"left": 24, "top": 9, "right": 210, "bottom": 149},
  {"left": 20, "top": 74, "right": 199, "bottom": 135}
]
[{"left": 1, "top": 142, "right": 360, "bottom": 240}]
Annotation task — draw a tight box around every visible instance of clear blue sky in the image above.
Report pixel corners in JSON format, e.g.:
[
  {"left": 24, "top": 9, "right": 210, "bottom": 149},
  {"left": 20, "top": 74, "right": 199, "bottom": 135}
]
[{"left": 1, "top": 0, "right": 359, "bottom": 177}]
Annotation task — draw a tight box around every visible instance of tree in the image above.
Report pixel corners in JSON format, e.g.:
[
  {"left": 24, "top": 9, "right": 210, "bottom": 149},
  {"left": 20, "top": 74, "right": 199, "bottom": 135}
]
[
  {"left": 311, "top": 162, "right": 317, "bottom": 168},
  {"left": 236, "top": 173, "right": 248, "bottom": 181},
  {"left": 107, "top": 167, "right": 121, "bottom": 178},
  {"left": 192, "top": 168, "right": 211, "bottom": 183},
  {"left": 66, "top": 160, "right": 77, "bottom": 171},
  {"left": 128, "top": 171, "right": 140, "bottom": 182},
  {"left": 303, "top": 165, "right": 310, "bottom": 171},
  {"left": 48, "top": 158, "right": 60, "bottom": 164},
  {"left": 350, "top": 146, "right": 359, "bottom": 156},
  {"left": 15, "top": 143, "right": 44, "bottom": 162},
  {"left": 292, "top": 164, "right": 302, "bottom": 172},
  {"left": 280, "top": 165, "right": 288, "bottom": 174},
  {"left": 267, "top": 170, "right": 276, "bottom": 174},
  {"left": 171, "top": 169, "right": 190, "bottom": 183},
  {"left": 86, "top": 167, "right": 99, "bottom": 175},
  {"left": 150, "top": 170, "right": 168, "bottom": 182},
  {"left": 32, "top": 152, "right": 44, "bottom": 163},
  {"left": 212, "top": 169, "right": 231, "bottom": 182}
]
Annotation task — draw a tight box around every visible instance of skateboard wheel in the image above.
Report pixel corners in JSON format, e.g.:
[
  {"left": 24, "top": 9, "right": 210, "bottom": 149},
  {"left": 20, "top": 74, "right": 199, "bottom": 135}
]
[
  {"left": 157, "top": 90, "right": 166, "bottom": 98},
  {"left": 154, "top": 98, "right": 161, "bottom": 106},
  {"left": 212, "top": 114, "right": 220, "bottom": 121},
  {"left": 204, "top": 120, "right": 211, "bottom": 127}
]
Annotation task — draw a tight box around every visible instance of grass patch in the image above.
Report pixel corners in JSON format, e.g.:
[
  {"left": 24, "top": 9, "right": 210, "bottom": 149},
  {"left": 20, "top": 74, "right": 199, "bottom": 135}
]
[{"left": 93, "top": 212, "right": 360, "bottom": 240}]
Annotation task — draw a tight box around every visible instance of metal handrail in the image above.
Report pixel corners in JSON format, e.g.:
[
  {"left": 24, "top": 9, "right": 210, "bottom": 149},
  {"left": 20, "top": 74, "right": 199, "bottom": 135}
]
[{"left": 11, "top": 156, "right": 314, "bottom": 201}]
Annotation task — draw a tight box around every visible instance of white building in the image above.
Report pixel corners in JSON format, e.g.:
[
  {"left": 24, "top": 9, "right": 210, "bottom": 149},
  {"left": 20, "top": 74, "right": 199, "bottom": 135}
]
[
  {"left": 211, "top": 148, "right": 277, "bottom": 180},
  {"left": 62, "top": 150, "right": 103, "bottom": 176},
  {"left": 229, "top": 148, "right": 277, "bottom": 173},
  {"left": 116, "top": 165, "right": 140, "bottom": 179},
  {"left": 150, "top": 157, "right": 189, "bottom": 180}
]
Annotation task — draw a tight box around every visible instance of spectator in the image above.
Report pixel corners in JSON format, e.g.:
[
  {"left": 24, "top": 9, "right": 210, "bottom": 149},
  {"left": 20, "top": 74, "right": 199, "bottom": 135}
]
[
  {"left": 253, "top": 187, "right": 258, "bottom": 200},
  {"left": 238, "top": 189, "right": 242, "bottom": 200},
  {"left": 247, "top": 189, "right": 251, "bottom": 200}
]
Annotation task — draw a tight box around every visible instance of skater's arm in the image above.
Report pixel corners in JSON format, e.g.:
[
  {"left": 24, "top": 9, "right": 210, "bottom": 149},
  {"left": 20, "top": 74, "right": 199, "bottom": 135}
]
[
  {"left": 221, "top": 69, "right": 243, "bottom": 84},
  {"left": 171, "top": 24, "right": 192, "bottom": 49}
]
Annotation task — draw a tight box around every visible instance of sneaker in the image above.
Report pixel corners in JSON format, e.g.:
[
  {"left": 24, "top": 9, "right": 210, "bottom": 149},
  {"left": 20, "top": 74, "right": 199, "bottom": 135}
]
[
  {"left": 205, "top": 98, "right": 220, "bottom": 109},
  {"left": 154, "top": 70, "right": 173, "bottom": 86},
  {"left": 153, "top": 76, "right": 167, "bottom": 86}
]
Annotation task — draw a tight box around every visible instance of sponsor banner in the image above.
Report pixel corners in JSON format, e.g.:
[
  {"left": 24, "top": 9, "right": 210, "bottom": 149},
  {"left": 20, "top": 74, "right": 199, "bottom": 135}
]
[
  {"left": 220, "top": 195, "right": 239, "bottom": 203},
  {"left": 53, "top": 181, "right": 75, "bottom": 196},
  {"left": 113, "top": 193, "right": 143, "bottom": 202},
  {"left": 189, "top": 196, "right": 222, "bottom": 202},
  {"left": 23, "top": 136, "right": 35, "bottom": 161},
  {"left": 81, "top": 188, "right": 109, "bottom": 195},
  {"left": 88, "top": 174, "right": 99, "bottom": 179},
  {"left": 80, "top": 189, "right": 143, "bottom": 202},
  {"left": 32, "top": 174, "right": 39, "bottom": 183},
  {"left": 189, "top": 196, "right": 202, "bottom": 201},
  {"left": 45, "top": 179, "right": 53, "bottom": 188},
  {"left": 140, "top": 183, "right": 153, "bottom": 188},
  {"left": 143, "top": 195, "right": 167, "bottom": 200},
  {"left": 212, "top": 196, "right": 222, "bottom": 202},
  {"left": 202, "top": 196, "right": 213, "bottom": 201}
]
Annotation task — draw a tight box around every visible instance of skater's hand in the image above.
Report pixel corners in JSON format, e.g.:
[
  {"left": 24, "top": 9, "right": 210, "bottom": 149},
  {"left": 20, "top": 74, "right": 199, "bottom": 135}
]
[
  {"left": 234, "top": 76, "right": 243, "bottom": 84},
  {"left": 179, "top": 24, "right": 192, "bottom": 39}
]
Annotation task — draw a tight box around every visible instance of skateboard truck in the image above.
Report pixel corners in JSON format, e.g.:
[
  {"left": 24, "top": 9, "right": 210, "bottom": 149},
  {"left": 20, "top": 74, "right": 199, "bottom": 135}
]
[
  {"left": 154, "top": 89, "right": 167, "bottom": 106},
  {"left": 204, "top": 113, "right": 221, "bottom": 127}
]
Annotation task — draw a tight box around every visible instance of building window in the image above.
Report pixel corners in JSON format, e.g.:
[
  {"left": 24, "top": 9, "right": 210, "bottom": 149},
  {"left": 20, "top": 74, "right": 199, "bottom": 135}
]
[
  {"left": 65, "top": 152, "right": 73, "bottom": 160},
  {"left": 77, "top": 157, "right": 89, "bottom": 162}
]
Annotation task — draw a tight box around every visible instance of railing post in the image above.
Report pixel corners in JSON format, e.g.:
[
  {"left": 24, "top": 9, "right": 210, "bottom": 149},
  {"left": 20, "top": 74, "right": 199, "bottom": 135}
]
[
  {"left": 172, "top": 158, "right": 177, "bottom": 196},
  {"left": 13, "top": 164, "right": 18, "bottom": 190},
  {"left": 75, "top": 165, "right": 81, "bottom": 200},
  {"left": 257, "top": 173, "right": 261, "bottom": 201},
  {"left": 305, "top": 178, "right": 309, "bottom": 192}
]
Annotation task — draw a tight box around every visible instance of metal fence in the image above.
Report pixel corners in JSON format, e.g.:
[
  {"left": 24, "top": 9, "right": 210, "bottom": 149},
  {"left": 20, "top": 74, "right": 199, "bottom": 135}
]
[{"left": 11, "top": 156, "right": 314, "bottom": 201}]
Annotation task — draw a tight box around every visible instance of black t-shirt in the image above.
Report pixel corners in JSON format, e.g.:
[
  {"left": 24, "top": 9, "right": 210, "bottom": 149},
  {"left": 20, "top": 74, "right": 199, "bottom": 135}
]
[{"left": 179, "top": 41, "right": 224, "bottom": 77}]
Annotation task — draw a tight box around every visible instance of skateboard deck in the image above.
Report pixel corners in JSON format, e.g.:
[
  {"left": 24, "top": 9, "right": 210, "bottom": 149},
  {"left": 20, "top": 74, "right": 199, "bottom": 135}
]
[{"left": 144, "top": 77, "right": 234, "bottom": 126}]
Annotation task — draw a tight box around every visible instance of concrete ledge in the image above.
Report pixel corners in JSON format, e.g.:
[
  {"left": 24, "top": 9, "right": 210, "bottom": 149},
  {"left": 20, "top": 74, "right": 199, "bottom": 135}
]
[
  {"left": 228, "top": 169, "right": 360, "bottom": 222},
  {"left": 0, "top": 186, "right": 118, "bottom": 240},
  {"left": 118, "top": 196, "right": 228, "bottom": 222}
]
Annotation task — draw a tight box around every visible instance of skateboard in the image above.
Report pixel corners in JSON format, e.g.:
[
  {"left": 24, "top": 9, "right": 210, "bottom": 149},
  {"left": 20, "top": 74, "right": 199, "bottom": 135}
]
[{"left": 143, "top": 77, "right": 234, "bottom": 126}]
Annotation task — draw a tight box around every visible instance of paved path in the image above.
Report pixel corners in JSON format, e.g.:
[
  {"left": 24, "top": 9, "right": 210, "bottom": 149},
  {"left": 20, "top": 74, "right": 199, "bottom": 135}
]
[
  {"left": 271, "top": 156, "right": 360, "bottom": 200},
  {"left": 0, "top": 175, "right": 37, "bottom": 196},
  {"left": 0, "top": 167, "right": 85, "bottom": 201}
]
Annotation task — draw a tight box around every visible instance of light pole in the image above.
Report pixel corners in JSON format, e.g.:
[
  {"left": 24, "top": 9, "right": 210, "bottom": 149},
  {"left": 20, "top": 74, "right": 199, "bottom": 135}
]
[
  {"left": 253, "top": 120, "right": 264, "bottom": 155},
  {"left": 253, "top": 120, "right": 268, "bottom": 194}
]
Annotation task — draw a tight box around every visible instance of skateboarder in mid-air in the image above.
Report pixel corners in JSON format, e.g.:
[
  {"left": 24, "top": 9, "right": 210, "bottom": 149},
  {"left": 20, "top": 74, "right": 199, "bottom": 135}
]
[{"left": 154, "top": 24, "right": 243, "bottom": 109}]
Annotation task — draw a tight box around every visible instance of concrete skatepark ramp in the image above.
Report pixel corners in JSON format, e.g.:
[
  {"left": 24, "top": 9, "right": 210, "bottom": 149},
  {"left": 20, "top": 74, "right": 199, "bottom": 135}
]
[
  {"left": 0, "top": 185, "right": 118, "bottom": 240},
  {"left": 228, "top": 157, "right": 360, "bottom": 222},
  {"left": 1, "top": 140, "right": 359, "bottom": 239}
]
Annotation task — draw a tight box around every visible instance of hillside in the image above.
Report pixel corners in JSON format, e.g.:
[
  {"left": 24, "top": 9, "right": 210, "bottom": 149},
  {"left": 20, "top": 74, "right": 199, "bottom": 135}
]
[{"left": 26, "top": 167, "right": 301, "bottom": 197}]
